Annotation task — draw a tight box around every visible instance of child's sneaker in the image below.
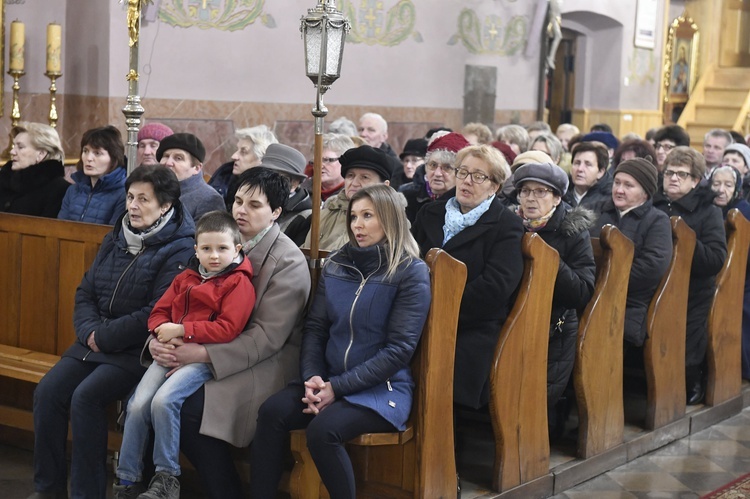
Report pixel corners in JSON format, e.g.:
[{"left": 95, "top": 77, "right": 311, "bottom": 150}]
[
  {"left": 113, "top": 481, "right": 146, "bottom": 499},
  {"left": 138, "top": 472, "right": 180, "bottom": 499}
]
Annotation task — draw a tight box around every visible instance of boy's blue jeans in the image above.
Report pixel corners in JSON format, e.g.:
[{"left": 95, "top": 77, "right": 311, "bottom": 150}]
[{"left": 116, "top": 361, "right": 213, "bottom": 482}]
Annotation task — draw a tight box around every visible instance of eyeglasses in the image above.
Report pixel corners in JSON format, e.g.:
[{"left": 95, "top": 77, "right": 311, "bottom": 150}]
[
  {"left": 455, "top": 167, "right": 490, "bottom": 184},
  {"left": 663, "top": 169, "right": 694, "bottom": 180},
  {"left": 321, "top": 157, "right": 340, "bottom": 164},
  {"left": 655, "top": 142, "right": 676, "bottom": 152},
  {"left": 518, "top": 187, "right": 553, "bottom": 198},
  {"left": 425, "top": 161, "right": 456, "bottom": 174}
]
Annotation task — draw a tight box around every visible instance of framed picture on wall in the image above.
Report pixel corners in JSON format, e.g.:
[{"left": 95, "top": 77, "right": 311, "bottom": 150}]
[{"left": 663, "top": 14, "right": 699, "bottom": 123}]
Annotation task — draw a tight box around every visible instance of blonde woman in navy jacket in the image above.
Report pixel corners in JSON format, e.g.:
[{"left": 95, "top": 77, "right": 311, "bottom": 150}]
[{"left": 250, "top": 184, "right": 431, "bottom": 499}]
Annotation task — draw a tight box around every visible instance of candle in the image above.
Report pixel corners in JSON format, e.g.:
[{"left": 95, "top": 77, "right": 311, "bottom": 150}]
[
  {"left": 9, "top": 20, "right": 24, "bottom": 72},
  {"left": 46, "top": 23, "right": 62, "bottom": 73}
]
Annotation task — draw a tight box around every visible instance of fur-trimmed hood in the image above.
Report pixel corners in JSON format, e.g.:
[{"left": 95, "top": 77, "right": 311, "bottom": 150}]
[{"left": 559, "top": 204, "right": 597, "bottom": 237}]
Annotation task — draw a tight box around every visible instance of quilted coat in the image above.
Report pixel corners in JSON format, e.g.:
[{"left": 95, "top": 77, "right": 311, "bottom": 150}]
[
  {"left": 64, "top": 205, "right": 196, "bottom": 377},
  {"left": 58, "top": 166, "right": 127, "bottom": 225},
  {"left": 300, "top": 243, "right": 431, "bottom": 430}
]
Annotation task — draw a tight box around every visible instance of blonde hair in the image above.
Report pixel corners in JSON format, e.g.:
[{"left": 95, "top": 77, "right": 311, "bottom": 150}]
[
  {"left": 347, "top": 185, "right": 419, "bottom": 279},
  {"left": 495, "top": 124, "right": 530, "bottom": 152},
  {"left": 455, "top": 144, "right": 511, "bottom": 185},
  {"left": 461, "top": 122, "right": 493, "bottom": 144},
  {"left": 11, "top": 122, "right": 64, "bottom": 162}
]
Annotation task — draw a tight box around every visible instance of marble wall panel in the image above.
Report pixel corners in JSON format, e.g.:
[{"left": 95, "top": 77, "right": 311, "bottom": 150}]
[{"left": 0, "top": 93, "right": 539, "bottom": 174}]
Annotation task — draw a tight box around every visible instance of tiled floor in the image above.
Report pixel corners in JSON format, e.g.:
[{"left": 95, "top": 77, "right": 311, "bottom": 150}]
[
  {"left": 3, "top": 408, "right": 750, "bottom": 498},
  {"left": 456, "top": 407, "right": 750, "bottom": 499}
]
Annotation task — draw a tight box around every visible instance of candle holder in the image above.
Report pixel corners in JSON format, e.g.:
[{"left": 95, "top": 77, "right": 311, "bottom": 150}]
[
  {"left": 45, "top": 71, "right": 62, "bottom": 128},
  {"left": 8, "top": 69, "right": 25, "bottom": 128}
]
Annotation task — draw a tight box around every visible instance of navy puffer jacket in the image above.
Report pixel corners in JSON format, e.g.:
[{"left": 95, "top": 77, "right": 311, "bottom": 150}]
[
  {"left": 300, "top": 243, "right": 431, "bottom": 430},
  {"left": 58, "top": 166, "right": 127, "bottom": 225},
  {"left": 63, "top": 204, "right": 195, "bottom": 376}
]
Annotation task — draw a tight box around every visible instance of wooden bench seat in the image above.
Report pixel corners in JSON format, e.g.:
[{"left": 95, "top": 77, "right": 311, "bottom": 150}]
[
  {"left": 575, "top": 225, "right": 634, "bottom": 458},
  {"left": 0, "top": 345, "right": 61, "bottom": 385},
  {"left": 288, "top": 248, "right": 467, "bottom": 499},
  {"left": 0, "top": 214, "right": 111, "bottom": 435},
  {"left": 643, "top": 216, "right": 695, "bottom": 429},
  {"left": 489, "top": 232, "right": 560, "bottom": 492},
  {"left": 706, "top": 208, "right": 750, "bottom": 405}
]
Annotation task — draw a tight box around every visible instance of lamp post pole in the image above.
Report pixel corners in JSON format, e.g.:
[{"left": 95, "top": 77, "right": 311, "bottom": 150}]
[
  {"left": 122, "top": 0, "right": 149, "bottom": 174},
  {"left": 301, "top": 0, "right": 350, "bottom": 264}
]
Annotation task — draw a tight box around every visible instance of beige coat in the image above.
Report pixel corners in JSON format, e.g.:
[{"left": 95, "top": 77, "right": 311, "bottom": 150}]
[
  {"left": 302, "top": 189, "right": 349, "bottom": 251},
  {"left": 144, "top": 224, "right": 310, "bottom": 447}
]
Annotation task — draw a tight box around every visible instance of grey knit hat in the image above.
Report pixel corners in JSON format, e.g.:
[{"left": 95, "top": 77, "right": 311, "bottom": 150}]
[{"left": 724, "top": 143, "right": 750, "bottom": 169}]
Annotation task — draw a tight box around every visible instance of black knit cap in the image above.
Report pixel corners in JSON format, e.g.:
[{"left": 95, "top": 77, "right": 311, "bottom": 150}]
[
  {"left": 340, "top": 145, "right": 392, "bottom": 181},
  {"left": 400, "top": 138, "right": 428, "bottom": 160},
  {"left": 156, "top": 133, "right": 206, "bottom": 163},
  {"left": 615, "top": 158, "right": 658, "bottom": 198}
]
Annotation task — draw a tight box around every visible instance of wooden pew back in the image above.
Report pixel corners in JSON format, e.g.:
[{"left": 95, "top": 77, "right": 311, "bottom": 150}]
[
  {"left": 575, "top": 225, "right": 634, "bottom": 458},
  {"left": 706, "top": 209, "right": 750, "bottom": 405},
  {"left": 643, "top": 217, "right": 695, "bottom": 429},
  {"left": 0, "top": 214, "right": 110, "bottom": 355},
  {"left": 289, "top": 248, "right": 467, "bottom": 499},
  {"left": 489, "top": 232, "right": 559, "bottom": 492},
  {"left": 0, "top": 214, "right": 111, "bottom": 436}
]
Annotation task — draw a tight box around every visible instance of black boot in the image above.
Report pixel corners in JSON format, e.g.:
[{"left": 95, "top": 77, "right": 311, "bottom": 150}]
[{"left": 686, "top": 366, "right": 705, "bottom": 405}]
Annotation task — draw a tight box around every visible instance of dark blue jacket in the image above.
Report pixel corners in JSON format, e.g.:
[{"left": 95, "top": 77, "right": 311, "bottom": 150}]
[
  {"left": 207, "top": 161, "right": 237, "bottom": 211},
  {"left": 300, "top": 243, "right": 431, "bottom": 430},
  {"left": 63, "top": 204, "right": 195, "bottom": 376},
  {"left": 590, "top": 199, "right": 672, "bottom": 346},
  {"left": 58, "top": 166, "right": 127, "bottom": 225}
]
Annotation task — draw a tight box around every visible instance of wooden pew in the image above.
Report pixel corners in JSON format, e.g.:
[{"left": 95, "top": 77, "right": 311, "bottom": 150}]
[
  {"left": 642, "top": 217, "right": 695, "bottom": 430},
  {"left": 489, "top": 232, "right": 559, "bottom": 492},
  {"left": 288, "top": 248, "right": 467, "bottom": 499},
  {"left": 706, "top": 209, "right": 750, "bottom": 406},
  {"left": 0, "top": 214, "right": 110, "bottom": 434},
  {"left": 575, "top": 225, "right": 634, "bottom": 459}
]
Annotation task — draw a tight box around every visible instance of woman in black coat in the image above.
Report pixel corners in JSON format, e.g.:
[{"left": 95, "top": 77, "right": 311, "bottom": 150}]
[
  {"left": 0, "top": 122, "right": 70, "bottom": 217},
  {"left": 412, "top": 144, "right": 524, "bottom": 409},
  {"left": 512, "top": 162, "right": 596, "bottom": 433},
  {"left": 654, "top": 147, "right": 727, "bottom": 404},
  {"left": 590, "top": 158, "right": 672, "bottom": 352}
]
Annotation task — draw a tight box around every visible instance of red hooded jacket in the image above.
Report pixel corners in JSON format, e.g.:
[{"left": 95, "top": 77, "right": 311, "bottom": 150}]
[{"left": 148, "top": 255, "right": 255, "bottom": 344}]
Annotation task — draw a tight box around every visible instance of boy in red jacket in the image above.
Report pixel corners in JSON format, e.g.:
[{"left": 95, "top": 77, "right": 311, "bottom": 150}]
[{"left": 114, "top": 210, "right": 254, "bottom": 499}]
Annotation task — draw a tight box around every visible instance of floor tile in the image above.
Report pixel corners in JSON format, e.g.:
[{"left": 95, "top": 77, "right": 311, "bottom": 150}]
[
  {"left": 607, "top": 471, "right": 691, "bottom": 492},
  {"left": 648, "top": 455, "right": 727, "bottom": 473}
]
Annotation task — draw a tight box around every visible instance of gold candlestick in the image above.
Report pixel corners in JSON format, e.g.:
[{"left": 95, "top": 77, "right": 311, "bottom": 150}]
[
  {"left": 8, "top": 69, "right": 25, "bottom": 128},
  {"left": 45, "top": 71, "right": 62, "bottom": 128}
]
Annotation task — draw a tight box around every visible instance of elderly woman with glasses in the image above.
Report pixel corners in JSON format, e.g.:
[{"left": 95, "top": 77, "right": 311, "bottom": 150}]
[
  {"left": 511, "top": 162, "right": 596, "bottom": 438},
  {"left": 401, "top": 132, "right": 470, "bottom": 223},
  {"left": 412, "top": 144, "right": 524, "bottom": 410},
  {"left": 653, "top": 146, "right": 727, "bottom": 405}
]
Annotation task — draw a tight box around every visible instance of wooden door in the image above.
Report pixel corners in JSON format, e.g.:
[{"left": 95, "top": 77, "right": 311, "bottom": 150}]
[
  {"left": 721, "top": 0, "right": 750, "bottom": 66},
  {"left": 548, "top": 29, "right": 577, "bottom": 130}
]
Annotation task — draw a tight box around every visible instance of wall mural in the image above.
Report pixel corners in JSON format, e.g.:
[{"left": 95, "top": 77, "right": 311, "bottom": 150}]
[
  {"left": 628, "top": 48, "right": 657, "bottom": 86},
  {"left": 448, "top": 8, "right": 527, "bottom": 56},
  {"left": 342, "top": 0, "right": 422, "bottom": 46},
  {"left": 159, "top": 0, "right": 274, "bottom": 31}
]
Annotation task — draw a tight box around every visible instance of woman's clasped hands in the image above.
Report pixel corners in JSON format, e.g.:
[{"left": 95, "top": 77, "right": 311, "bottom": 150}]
[{"left": 302, "top": 375, "right": 335, "bottom": 415}]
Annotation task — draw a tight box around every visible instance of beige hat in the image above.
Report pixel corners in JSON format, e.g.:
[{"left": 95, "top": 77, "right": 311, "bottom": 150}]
[{"left": 510, "top": 150, "right": 553, "bottom": 172}]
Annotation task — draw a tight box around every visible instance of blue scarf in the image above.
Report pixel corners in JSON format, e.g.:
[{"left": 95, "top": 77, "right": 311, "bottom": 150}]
[{"left": 442, "top": 195, "right": 494, "bottom": 245}]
